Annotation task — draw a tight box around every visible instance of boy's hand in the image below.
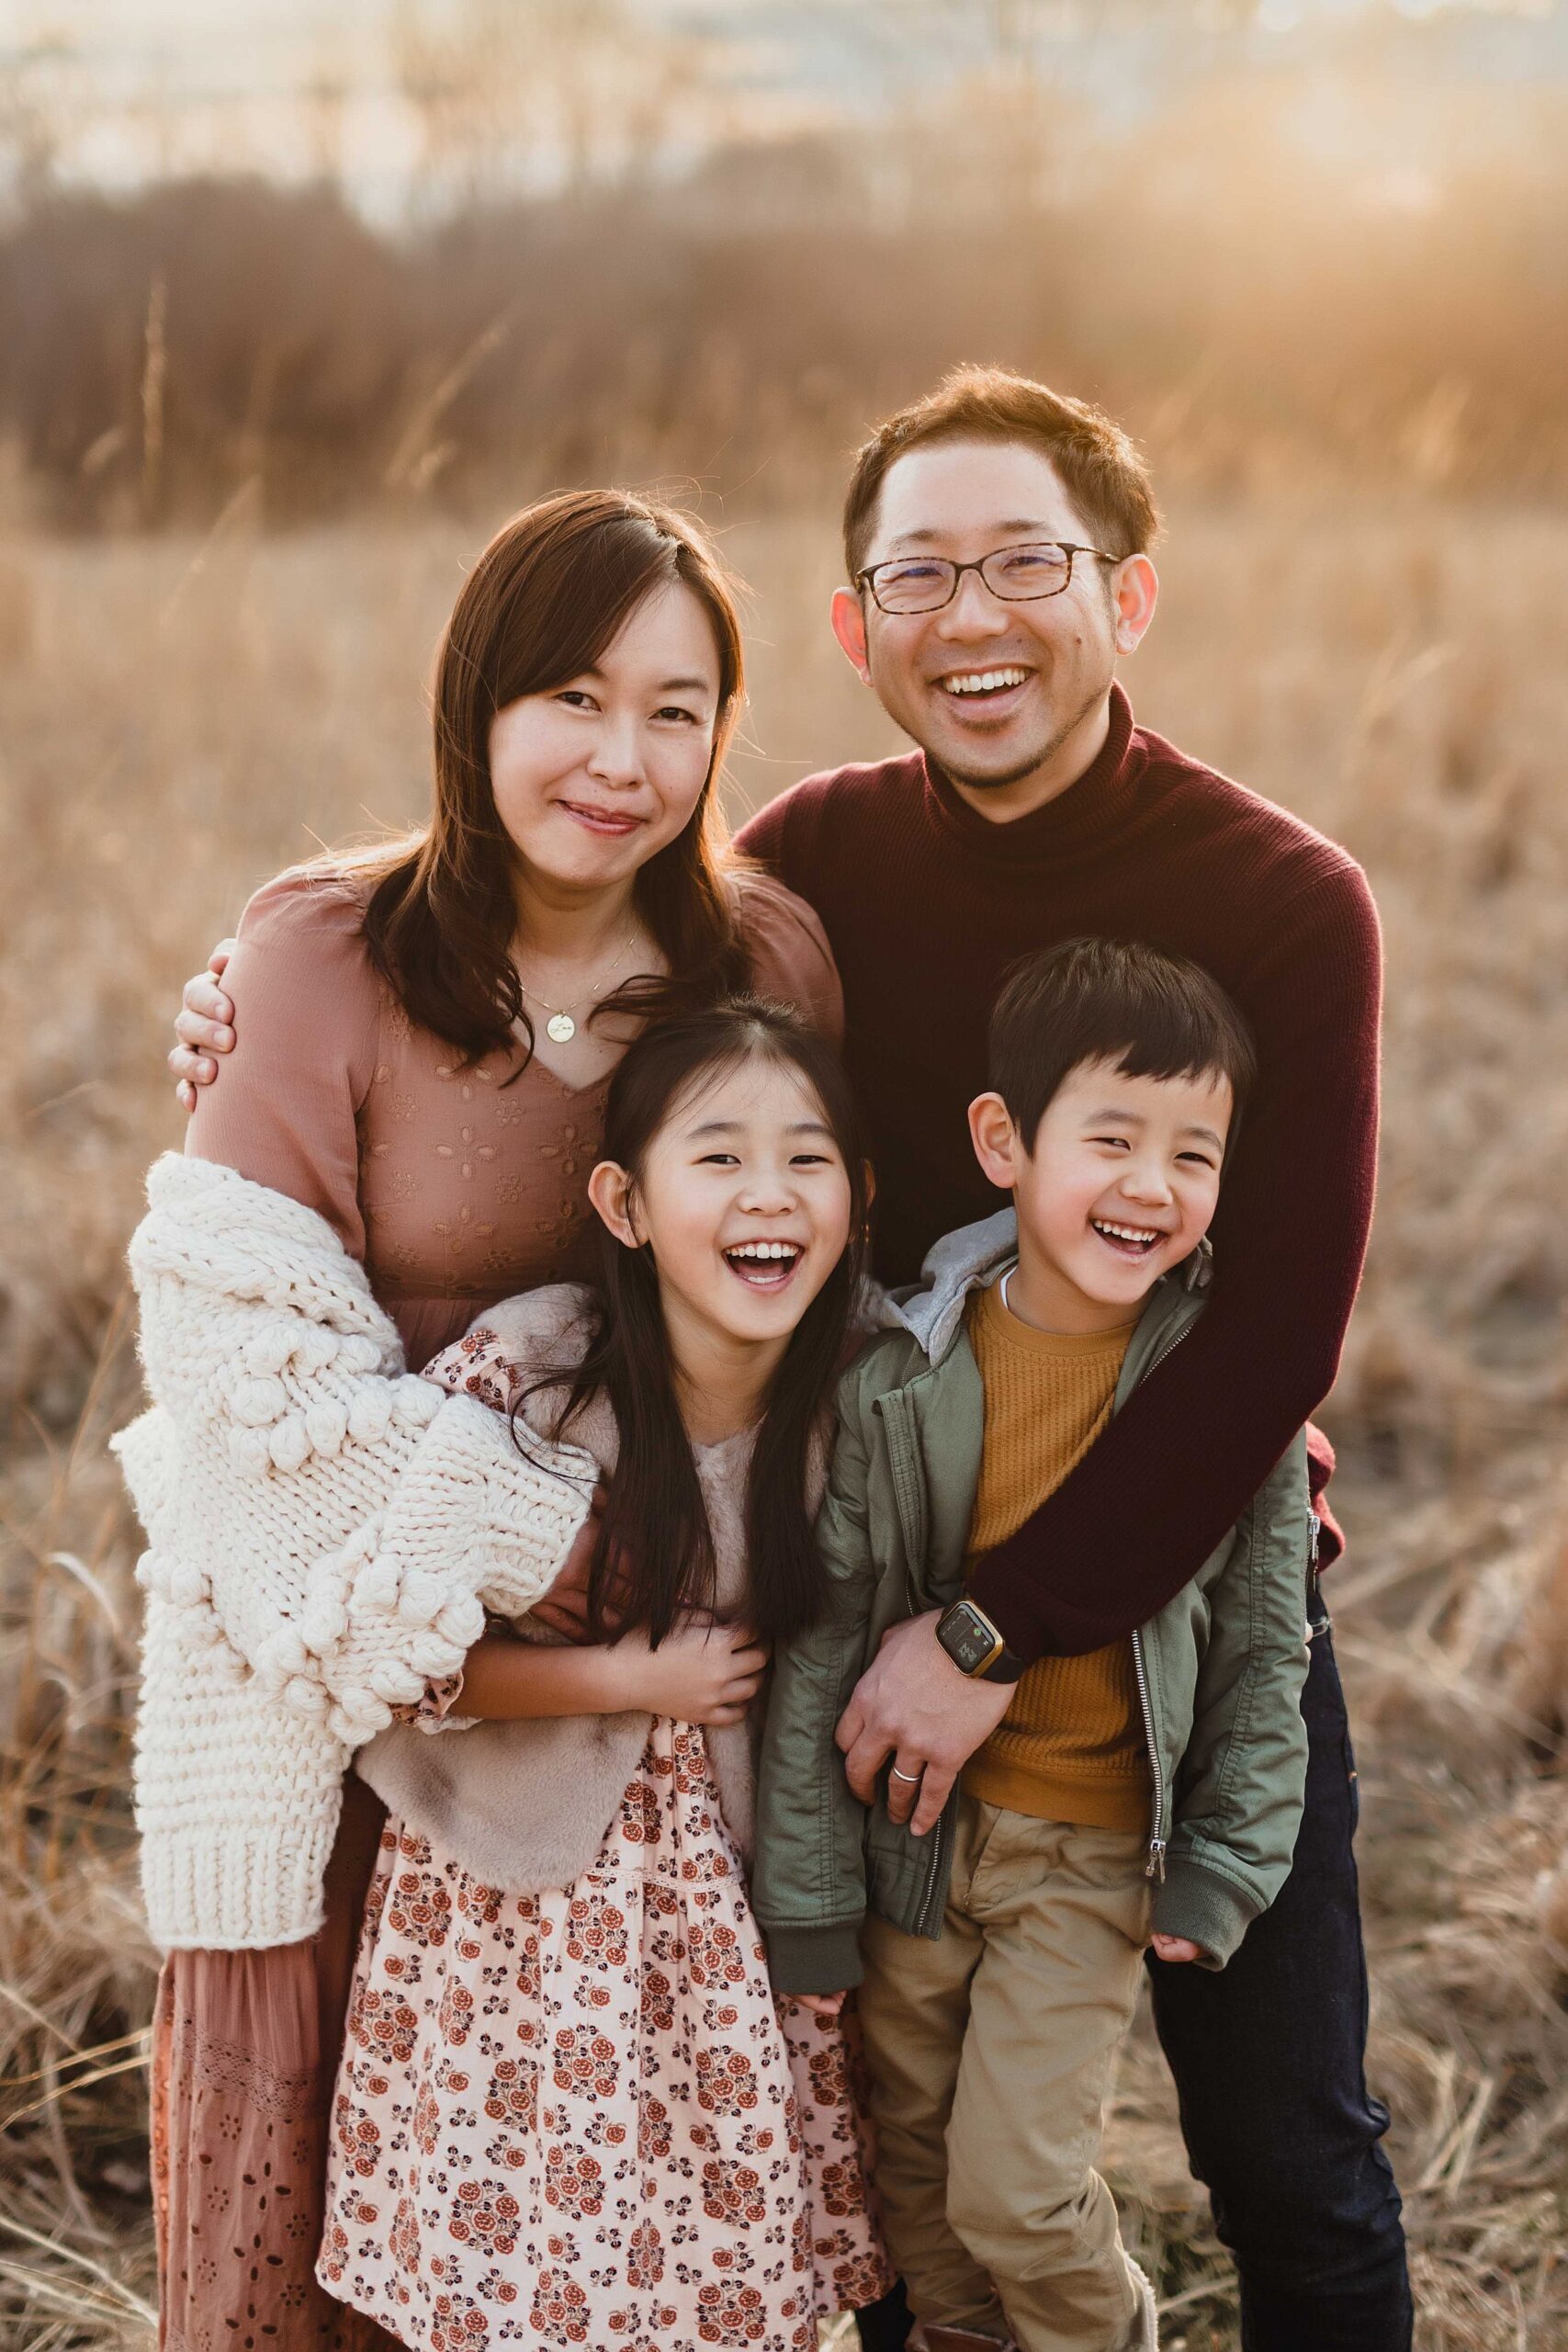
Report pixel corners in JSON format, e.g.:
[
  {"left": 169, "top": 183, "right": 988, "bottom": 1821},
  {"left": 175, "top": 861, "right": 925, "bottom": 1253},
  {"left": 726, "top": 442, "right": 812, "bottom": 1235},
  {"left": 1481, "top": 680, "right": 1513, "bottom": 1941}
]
[
  {"left": 1150, "top": 1933, "right": 1206, "bottom": 1964},
  {"left": 790, "top": 1991, "right": 848, "bottom": 2020},
  {"left": 836, "top": 1610, "right": 1012, "bottom": 1837}
]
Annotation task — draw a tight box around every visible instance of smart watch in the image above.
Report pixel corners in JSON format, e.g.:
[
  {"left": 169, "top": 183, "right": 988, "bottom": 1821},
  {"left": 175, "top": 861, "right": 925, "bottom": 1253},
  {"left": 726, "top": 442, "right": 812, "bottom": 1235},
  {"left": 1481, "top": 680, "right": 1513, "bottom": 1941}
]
[{"left": 935, "top": 1599, "right": 1028, "bottom": 1684}]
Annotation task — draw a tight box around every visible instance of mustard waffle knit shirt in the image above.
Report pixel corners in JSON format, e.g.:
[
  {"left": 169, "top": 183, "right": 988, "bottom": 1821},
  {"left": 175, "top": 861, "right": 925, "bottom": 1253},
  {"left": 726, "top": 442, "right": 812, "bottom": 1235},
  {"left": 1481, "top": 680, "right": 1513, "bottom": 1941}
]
[{"left": 961, "top": 1280, "right": 1153, "bottom": 1830}]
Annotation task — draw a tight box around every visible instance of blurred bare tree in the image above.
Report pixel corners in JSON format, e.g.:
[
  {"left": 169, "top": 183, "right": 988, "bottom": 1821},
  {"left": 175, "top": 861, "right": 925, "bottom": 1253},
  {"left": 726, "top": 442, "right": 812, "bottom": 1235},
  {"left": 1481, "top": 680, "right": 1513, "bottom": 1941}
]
[
  {"left": 0, "top": 33, "right": 78, "bottom": 210},
  {"left": 389, "top": 0, "right": 727, "bottom": 209}
]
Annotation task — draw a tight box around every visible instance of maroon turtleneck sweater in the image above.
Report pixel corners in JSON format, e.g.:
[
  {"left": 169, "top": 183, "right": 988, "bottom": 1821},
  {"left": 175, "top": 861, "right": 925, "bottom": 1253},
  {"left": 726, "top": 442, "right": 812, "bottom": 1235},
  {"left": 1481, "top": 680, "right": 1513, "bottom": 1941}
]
[{"left": 735, "top": 684, "right": 1381, "bottom": 1659}]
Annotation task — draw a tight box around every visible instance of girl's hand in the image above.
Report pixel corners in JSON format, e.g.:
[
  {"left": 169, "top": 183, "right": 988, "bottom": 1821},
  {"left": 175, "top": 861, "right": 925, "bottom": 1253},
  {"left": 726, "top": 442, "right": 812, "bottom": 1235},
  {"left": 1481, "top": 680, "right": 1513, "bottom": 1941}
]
[
  {"left": 171, "top": 939, "right": 238, "bottom": 1111},
  {"left": 790, "top": 1991, "right": 847, "bottom": 2020},
  {"left": 615, "top": 1619, "right": 769, "bottom": 1725},
  {"left": 1150, "top": 1932, "right": 1206, "bottom": 1965}
]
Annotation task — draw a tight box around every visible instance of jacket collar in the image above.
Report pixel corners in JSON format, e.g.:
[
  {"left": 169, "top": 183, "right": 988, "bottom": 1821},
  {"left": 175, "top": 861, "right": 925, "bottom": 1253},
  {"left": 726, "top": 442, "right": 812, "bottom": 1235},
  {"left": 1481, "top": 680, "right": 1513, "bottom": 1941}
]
[{"left": 875, "top": 1205, "right": 1213, "bottom": 1370}]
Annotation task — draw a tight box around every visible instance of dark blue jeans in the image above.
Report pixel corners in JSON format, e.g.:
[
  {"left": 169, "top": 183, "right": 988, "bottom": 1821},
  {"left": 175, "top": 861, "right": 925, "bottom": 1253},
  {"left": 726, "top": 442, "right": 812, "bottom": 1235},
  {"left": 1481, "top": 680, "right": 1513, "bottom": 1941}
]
[
  {"left": 854, "top": 1595, "right": 1413, "bottom": 2352},
  {"left": 1145, "top": 1599, "right": 1412, "bottom": 2351}
]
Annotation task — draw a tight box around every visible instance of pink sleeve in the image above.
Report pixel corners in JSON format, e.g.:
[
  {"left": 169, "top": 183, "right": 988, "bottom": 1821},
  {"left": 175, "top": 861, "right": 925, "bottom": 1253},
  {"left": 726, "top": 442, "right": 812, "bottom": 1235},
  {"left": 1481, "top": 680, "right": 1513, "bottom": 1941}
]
[
  {"left": 185, "top": 866, "right": 382, "bottom": 1261},
  {"left": 732, "top": 871, "right": 845, "bottom": 1046}
]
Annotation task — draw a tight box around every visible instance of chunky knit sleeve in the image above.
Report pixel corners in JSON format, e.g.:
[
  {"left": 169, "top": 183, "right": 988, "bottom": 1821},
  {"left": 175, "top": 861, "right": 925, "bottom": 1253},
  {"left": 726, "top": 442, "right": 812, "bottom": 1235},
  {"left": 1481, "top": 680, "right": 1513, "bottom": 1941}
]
[{"left": 117, "top": 1156, "right": 596, "bottom": 1748}]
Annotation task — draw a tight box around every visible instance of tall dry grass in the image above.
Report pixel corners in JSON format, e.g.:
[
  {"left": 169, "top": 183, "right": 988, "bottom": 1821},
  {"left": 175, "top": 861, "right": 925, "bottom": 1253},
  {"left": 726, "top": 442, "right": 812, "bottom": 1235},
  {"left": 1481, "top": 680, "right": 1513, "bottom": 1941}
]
[{"left": 2, "top": 495, "right": 1567, "bottom": 2348}]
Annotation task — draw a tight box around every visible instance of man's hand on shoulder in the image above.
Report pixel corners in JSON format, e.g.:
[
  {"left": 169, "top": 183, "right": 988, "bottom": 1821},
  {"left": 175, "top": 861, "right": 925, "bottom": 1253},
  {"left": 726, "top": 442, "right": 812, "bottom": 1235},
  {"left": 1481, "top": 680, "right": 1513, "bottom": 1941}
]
[{"left": 835, "top": 1609, "right": 1012, "bottom": 1837}]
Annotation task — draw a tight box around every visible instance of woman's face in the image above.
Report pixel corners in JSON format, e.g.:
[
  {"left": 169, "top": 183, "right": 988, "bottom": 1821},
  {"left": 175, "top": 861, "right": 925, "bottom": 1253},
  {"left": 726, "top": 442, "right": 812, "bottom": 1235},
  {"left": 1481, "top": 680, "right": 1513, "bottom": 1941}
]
[{"left": 488, "top": 580, "right": 725, "bottom": 899}]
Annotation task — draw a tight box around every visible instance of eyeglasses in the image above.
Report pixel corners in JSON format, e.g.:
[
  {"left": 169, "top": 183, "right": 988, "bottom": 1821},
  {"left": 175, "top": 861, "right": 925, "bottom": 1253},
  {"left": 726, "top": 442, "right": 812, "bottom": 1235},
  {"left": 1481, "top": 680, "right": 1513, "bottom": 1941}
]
[{"left": 857, "top": 540, "right": 1118, "bottom": 616}]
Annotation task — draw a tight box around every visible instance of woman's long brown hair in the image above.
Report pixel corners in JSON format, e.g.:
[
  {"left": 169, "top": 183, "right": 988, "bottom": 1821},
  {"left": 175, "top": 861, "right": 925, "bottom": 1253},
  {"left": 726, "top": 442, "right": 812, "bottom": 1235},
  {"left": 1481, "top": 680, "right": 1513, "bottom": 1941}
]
[
  {"left": 525, "top": 998, "right": 872, "bottom": 1651},
  {"left": 361, "top": 489, "right": 750, "bottom": 1063}
]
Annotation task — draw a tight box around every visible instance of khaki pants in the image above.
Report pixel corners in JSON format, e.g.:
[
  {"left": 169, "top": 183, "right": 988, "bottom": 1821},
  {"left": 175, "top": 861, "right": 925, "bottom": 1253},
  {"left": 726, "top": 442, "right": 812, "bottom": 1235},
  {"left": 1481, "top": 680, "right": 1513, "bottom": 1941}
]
[{"left": 858, "top": 1796, "right": 1153, "bottom": 2352}]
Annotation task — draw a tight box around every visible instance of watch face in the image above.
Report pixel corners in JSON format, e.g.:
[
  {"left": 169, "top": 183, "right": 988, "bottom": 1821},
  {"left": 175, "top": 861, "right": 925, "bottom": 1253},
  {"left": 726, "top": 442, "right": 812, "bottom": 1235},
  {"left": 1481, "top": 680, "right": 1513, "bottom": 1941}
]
[{"left": 942, "top": 1604, "right": 998, "bottom": 1676}]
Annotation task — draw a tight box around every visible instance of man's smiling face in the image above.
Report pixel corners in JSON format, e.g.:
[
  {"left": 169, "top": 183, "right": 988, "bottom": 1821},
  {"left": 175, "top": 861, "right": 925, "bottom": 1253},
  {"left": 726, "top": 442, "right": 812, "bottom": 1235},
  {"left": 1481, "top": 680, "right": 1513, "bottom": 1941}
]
[{"left": 831, "top": 435, "right": 1157, "bottom": 820}]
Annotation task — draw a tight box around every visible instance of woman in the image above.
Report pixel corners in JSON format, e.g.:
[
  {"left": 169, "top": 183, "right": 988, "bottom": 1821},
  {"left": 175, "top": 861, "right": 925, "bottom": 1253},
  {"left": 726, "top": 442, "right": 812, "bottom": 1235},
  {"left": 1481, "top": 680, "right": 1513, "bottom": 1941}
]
[{"left": 133, "top": 490, "right": 853, "bottom": 2350}]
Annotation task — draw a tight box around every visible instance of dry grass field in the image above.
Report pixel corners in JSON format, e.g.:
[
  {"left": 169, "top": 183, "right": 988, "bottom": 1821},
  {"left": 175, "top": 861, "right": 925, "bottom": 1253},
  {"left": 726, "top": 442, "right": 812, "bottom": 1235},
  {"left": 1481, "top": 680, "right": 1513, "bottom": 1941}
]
[{"left": 3, "top": 493, "right": 1568, "bottom": 2349}]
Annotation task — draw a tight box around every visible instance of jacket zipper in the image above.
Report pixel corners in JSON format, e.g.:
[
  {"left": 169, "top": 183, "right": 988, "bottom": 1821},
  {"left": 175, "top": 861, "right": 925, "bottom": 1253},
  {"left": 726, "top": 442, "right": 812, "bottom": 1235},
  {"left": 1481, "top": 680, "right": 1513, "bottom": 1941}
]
[
  {"left": 914, "top": 1800, "right": 955, "bottom": 1937},
  {"left": 1131, "top": 1627, "right": 1167, "bottom": 1883},
  {"left": 1128, "top": 1312, "right": 1196, "bottom": 1881}
]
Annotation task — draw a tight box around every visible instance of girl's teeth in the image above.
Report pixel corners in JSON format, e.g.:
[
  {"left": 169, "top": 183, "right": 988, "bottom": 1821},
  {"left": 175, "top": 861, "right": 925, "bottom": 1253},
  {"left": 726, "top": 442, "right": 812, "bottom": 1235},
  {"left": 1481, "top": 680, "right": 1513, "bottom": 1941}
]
[{"left": 727, "top": 1242, "right": 799, "bottom": 1261}]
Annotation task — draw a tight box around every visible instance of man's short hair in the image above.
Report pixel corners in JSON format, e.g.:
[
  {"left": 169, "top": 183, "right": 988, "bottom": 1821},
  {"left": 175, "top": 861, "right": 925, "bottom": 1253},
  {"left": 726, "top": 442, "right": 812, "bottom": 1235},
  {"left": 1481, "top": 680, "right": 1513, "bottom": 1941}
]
[
  {"left": 843, "top": 364, "right": 1160, "bottom": 582},
  {"left": 989, "top": 938, "right": 1257, "bottom": 1153}
]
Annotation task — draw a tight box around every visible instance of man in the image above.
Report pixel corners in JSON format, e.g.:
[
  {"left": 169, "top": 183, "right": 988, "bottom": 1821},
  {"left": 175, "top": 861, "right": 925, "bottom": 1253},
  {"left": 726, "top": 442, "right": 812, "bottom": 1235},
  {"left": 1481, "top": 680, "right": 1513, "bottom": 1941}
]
[
  {"left": 174, "top": 367, "right": 1409, "bottom": 2347},
  {"left": 733, "top": 369, "right": 1409, "bottom": 2352}
]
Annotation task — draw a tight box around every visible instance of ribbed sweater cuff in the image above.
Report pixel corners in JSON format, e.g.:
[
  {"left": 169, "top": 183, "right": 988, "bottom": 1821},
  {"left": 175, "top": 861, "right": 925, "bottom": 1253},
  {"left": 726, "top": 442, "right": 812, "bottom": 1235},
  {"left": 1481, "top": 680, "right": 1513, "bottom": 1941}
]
[{"left": 141, "top": 1815, "right": 337, "bottom": 1952}]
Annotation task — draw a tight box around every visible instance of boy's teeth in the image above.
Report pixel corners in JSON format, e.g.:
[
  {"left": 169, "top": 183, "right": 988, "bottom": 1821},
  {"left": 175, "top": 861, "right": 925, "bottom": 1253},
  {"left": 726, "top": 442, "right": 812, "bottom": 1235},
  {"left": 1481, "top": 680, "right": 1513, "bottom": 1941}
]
[
  {"left": 944, "top": 668, "right": 1027, "bottom": 696},
  {"left": 1092, "top": 1219, "right": 1161, "bottom": 1244}
]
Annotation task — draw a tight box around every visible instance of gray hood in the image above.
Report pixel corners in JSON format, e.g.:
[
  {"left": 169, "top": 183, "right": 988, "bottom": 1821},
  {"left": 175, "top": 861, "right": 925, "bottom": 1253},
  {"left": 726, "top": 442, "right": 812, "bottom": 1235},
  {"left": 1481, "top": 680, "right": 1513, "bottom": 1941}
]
[{"left": 875, "top": 1207, "right": 1213, "bottom": 1368}]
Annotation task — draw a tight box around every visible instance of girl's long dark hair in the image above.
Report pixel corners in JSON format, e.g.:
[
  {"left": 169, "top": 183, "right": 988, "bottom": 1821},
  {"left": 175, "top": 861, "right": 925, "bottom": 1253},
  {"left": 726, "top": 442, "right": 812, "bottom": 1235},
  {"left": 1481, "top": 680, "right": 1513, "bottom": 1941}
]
[
  {"left": 531, "top": 998, "right": 871, "bottom": 1651},
  {"left": 359, "top": 489, "right": 751, "bottom": 1065}
]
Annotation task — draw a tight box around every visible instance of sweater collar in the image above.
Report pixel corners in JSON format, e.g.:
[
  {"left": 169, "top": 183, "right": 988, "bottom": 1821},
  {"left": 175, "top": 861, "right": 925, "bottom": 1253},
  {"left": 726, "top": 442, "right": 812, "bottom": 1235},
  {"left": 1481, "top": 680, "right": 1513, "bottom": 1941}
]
[{"left": 919, "top": 680, "right": 1140, "bottom": 864}]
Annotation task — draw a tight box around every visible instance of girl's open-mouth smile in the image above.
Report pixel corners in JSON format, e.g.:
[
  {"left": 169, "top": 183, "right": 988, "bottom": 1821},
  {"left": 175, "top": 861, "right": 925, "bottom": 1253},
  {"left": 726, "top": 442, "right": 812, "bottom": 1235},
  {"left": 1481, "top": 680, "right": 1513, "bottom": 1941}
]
[{"left": 722, "top": 1238, "right": 805, "bottom": 1291}]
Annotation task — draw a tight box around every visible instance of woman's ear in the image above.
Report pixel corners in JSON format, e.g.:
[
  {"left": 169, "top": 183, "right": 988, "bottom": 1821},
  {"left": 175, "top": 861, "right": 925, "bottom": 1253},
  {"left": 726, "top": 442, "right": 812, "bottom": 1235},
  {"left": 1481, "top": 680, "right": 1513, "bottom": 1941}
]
[{"left": 587, "top": 1159, "right": 643, "bottom": 1249}]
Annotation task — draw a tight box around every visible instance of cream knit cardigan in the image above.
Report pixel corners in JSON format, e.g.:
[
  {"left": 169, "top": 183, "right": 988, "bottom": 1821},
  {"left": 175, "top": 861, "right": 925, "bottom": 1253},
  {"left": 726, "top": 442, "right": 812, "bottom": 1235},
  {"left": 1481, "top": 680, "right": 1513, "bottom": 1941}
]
[{"left": 113, "top": 1153, "right": 596, "bottom": 1953}]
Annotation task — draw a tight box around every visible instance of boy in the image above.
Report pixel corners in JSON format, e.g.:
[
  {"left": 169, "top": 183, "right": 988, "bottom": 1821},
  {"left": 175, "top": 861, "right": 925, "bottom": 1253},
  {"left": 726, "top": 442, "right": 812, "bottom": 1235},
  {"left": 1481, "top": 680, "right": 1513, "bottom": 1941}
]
[{"left": 754, "top": 937, "right": 1314, "bottom": 2352}]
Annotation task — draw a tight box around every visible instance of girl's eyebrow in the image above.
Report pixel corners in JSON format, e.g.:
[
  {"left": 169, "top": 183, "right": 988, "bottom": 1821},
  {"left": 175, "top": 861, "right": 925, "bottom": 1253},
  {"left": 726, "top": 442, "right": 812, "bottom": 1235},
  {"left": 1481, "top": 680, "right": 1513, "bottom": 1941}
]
[{"left": 683, "top": 1118, "right": 835, "bottom": 1139}]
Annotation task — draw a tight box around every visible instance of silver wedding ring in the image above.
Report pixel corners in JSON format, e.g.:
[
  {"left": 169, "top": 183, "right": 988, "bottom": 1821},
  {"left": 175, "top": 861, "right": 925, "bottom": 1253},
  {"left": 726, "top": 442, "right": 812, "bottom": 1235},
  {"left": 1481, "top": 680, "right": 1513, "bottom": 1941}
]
[{"left": 888, "top": 1765, "right": 923, "bottom": 1783}]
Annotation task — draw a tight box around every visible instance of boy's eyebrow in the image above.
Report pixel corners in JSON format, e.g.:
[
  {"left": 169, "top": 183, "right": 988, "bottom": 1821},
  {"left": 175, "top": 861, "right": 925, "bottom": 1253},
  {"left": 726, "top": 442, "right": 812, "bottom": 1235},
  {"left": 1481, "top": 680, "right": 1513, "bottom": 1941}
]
[{"left": 1083, "top": 1106, "right": 1227, "bottom": 1152}]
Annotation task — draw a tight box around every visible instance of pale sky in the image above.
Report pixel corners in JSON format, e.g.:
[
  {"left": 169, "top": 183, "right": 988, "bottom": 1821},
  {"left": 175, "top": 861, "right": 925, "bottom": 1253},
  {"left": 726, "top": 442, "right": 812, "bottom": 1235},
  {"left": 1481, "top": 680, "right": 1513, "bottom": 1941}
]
[{"left": 3, "top": 0, "right": 1562, "bottom": 212}]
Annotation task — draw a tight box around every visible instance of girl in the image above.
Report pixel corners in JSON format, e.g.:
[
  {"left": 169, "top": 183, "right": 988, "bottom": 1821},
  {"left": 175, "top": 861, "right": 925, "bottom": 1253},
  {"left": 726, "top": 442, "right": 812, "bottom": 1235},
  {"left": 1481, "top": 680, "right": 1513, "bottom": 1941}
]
[
  {"left": 318, "top": 999, "right": 892, "bottom": 2348},
  {"left": 126, "top": 491, "right": 850, "bottom": 2352}
]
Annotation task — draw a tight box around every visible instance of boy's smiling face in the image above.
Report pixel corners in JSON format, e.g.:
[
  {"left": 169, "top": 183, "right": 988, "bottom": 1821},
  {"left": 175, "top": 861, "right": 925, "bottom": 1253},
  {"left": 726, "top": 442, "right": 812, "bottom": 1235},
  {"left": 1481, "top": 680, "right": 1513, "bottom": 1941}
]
[{"left": 968, "top": 1057, "right": 1234, "bottom": 1335}]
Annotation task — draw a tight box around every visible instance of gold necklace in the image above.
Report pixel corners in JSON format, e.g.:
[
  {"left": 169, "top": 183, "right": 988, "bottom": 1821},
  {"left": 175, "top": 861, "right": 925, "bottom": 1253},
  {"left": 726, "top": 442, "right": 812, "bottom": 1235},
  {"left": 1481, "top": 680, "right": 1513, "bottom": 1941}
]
[{"left": 515, "top": 932, "right": 641, "bottom": 1045}]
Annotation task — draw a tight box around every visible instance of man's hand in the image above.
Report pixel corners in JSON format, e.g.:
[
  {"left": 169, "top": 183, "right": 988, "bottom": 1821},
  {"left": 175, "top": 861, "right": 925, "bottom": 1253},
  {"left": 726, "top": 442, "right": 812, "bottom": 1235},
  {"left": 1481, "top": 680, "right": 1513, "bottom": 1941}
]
[
  {"left": 171, "top": 938, "right": 237, "bottom": 1112},
  {"left": 1150, "top": 1933, "right": 1205, "bottom": 1965},
  {"left": 835, "top": 1609, "right": 1013, "bottom": 1837}
]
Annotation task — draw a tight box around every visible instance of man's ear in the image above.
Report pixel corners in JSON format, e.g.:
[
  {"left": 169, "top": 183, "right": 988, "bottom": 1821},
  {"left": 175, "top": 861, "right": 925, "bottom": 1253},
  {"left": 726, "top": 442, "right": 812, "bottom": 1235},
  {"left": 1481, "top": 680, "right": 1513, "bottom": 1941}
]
[
  {"left": 1111, "top": 554, "right": 1158, "bottom": 657},
  {"left": 587, "top": 1159, "right": 641, "bottom": 1249},
  {"left": 829, "top": 585, "right": 872, "bottom": 683},
  {"left": 967, "top": 1093, "right": 1021, "bottom": 1193}
]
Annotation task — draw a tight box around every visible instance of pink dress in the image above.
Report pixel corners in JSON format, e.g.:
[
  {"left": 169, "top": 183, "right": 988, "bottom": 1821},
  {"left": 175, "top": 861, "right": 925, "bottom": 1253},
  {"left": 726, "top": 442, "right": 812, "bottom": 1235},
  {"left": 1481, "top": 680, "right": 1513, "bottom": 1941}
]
[
  {"left": 152, "top": 860, "right": 845, "bottom": 2352},
  {"left": 321, "top": 1733, "right": 889, "bottom": 2349},
  {"left": 317, "top": 1326, "right": 889, "bottom": 2349}
]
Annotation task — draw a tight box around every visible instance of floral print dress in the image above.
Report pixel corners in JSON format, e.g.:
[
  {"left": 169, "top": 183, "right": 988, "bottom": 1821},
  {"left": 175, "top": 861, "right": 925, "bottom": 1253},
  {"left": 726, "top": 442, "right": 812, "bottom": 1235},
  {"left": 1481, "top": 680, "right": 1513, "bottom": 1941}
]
[{"left": 317, "top": 1326, "right": 890, "bottom": 2349}]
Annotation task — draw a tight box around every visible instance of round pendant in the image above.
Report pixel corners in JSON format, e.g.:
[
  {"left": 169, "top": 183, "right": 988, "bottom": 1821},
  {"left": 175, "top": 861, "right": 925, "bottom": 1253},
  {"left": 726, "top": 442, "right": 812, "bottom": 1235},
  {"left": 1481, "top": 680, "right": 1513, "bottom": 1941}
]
[{"left": 546, "top": 1012, "right": 577, "bottom": 1045}]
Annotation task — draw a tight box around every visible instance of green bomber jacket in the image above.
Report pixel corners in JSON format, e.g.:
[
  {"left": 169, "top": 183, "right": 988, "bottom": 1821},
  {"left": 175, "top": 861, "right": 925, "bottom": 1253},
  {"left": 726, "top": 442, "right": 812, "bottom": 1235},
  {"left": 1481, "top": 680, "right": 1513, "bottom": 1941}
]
[{"left": 753, "top": 1209, "right": 1314, "bottom": 1994}]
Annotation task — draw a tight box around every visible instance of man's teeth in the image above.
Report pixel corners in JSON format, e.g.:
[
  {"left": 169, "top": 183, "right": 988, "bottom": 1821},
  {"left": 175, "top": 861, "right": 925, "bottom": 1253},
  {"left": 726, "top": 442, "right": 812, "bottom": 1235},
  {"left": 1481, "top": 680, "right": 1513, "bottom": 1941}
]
[
  {"left": 942, "top": 668, "right": 1028, "bottom": 696},
  {"left": 1092, "top": 1219, "right": 1162, "bottom": 1245},
  {"left": 726, "top": 1242, "right": 800, "bottom": 1261}
]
